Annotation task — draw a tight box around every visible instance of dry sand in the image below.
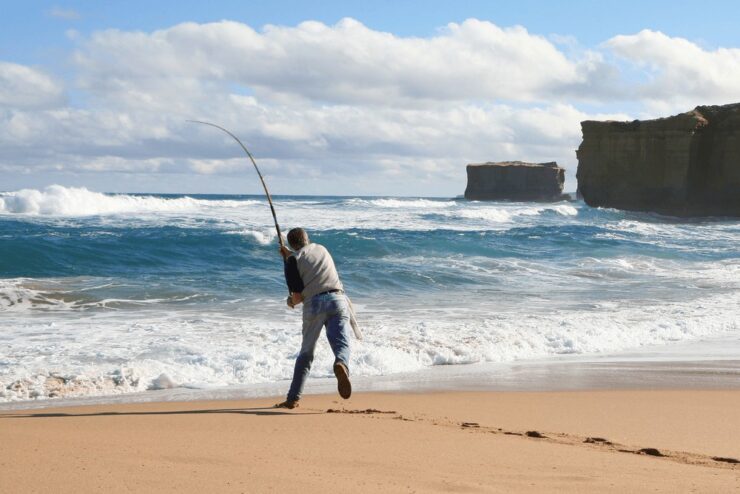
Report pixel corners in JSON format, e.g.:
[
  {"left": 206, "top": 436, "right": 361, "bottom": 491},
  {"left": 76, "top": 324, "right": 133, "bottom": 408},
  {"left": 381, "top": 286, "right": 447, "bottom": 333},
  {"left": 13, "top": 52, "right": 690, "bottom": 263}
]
[{"left": 1, "top": 390, "right": 739, "bottom": 493}]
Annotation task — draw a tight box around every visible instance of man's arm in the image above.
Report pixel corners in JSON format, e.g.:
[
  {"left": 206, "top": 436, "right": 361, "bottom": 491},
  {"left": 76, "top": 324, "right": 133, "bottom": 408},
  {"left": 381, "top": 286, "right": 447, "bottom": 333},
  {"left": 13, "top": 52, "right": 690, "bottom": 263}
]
[{"left": 282, "top": 250, "right": 305, "bottom": 306}]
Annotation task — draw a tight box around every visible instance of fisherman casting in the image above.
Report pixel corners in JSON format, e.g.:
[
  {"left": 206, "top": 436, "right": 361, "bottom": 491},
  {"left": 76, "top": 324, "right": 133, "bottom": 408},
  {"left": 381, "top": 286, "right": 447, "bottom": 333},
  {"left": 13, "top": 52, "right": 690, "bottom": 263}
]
[
  {"left": 275, "top": 228, "right": 353, "bottom": 409},
  {"left": 188, "top": 121, "right": 360, "bottom": 409}
]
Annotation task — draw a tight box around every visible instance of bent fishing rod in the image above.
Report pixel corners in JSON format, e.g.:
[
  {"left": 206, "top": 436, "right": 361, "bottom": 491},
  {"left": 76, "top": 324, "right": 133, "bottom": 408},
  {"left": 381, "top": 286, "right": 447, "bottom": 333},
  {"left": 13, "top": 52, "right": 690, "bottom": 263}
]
[{"left": 187, "top": 120, "right": 285, "bottom": 250}]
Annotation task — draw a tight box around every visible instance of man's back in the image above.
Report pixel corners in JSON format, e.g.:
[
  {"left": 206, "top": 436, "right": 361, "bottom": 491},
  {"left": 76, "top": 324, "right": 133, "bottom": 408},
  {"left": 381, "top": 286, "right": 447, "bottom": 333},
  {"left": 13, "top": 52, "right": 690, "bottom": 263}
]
[{"left": 293, "top": 243, "right": 343, "bottom": 300}]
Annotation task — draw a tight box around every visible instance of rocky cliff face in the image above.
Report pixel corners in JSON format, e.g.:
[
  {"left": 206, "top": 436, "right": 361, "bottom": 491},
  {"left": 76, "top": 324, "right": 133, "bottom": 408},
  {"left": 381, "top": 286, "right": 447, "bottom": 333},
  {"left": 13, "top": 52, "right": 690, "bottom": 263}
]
[
  {"left": 576, "top": 103, "right": 740, "bottom": 216},
  {"left": 464, "top": 161, "right": 565, "bottom": 201}
]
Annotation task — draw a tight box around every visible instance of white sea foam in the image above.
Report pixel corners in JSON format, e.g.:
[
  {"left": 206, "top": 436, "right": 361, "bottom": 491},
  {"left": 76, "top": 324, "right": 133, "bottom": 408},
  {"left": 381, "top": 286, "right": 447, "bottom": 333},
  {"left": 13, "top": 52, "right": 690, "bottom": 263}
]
[
  {"left": 0, "top": 185, "right": 196, "bottom": 216},
  {"left": 543, "top": 204, "right": 579, "bottom": 216},
  {"left": 0, "top": 279, "right": 203, "bottom": 313},
  {"left": 225, "top": 228, "right": 278, "bottom": 245},
  {"left": 1, "top": 285, "right": 738, "bottom": 403},
  {"left": 0, "top": 279, "right": 75, "bottom": 312},
  {"left": 0, "top": 185, "right": 260, "bottom": 217},
  {"left": 452, "top": 208, "right": 512, "bottom": 222},
  {"left": 441, "top": 203, "right": 577, "bottom": 223},
  {"left": 366, "top": 198, "right": 457, "bottom": 209}
]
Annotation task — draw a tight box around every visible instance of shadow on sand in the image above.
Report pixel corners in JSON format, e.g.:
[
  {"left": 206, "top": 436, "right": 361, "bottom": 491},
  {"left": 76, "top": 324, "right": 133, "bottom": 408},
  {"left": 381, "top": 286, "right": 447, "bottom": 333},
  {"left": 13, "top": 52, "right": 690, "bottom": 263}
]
[{"left": 0, "top": 406, "right": 317, "bottom": 419}]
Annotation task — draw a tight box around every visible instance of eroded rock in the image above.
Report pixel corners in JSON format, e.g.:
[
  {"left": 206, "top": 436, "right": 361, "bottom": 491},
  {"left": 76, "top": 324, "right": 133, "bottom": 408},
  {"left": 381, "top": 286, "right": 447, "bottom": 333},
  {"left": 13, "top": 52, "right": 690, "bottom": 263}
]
[
  {"left": 464, "top": 161, "right": 566, "bottom": 201},
  {"left": 576, "top": 103, "right": 740, "bottom": 216}
]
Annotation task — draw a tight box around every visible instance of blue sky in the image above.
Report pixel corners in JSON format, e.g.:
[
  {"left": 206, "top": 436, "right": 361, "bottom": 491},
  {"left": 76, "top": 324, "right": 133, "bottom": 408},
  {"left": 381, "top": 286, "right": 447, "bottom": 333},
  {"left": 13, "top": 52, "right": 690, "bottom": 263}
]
[
  {"left": 2, "top": 1, "right": 740, "bottom": 195},
  {"left": 5, "top": 0, "right": 739, "bottom": 57}
]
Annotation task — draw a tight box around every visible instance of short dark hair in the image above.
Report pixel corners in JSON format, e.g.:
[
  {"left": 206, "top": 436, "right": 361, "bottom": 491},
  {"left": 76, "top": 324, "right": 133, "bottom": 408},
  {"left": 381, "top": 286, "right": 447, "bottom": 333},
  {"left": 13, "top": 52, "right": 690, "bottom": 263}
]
[{"left": 287, "top": 228, "right": 309, "bottom": 250}]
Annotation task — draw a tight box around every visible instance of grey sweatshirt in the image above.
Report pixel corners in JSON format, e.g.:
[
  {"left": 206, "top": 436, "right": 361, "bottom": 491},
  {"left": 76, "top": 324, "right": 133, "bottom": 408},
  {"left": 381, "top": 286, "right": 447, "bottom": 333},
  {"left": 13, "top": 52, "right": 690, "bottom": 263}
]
[{"left": 286, "top": 243, "right": 343, "bottom": 300}]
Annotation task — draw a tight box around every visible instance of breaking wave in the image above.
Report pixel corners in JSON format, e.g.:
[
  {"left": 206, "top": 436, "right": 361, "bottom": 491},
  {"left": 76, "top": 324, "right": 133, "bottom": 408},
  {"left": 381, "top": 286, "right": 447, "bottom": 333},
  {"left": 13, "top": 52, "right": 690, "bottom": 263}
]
[
  {"left": 1, "top": 288, "right": 737, "bottom": 402},
  {"left": 365, "top": 198, "right": 457, "bottom": 209},
  {"left": 0, "top": 185, "right": 258, "bottom": 216}
]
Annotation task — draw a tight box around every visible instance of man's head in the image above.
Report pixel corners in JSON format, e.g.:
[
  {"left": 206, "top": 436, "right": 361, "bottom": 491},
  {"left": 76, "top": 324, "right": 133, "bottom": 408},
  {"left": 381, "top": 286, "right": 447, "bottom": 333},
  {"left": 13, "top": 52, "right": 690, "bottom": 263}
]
[{"left": 287, "top": 228, "right": 309, "bottom": 251}]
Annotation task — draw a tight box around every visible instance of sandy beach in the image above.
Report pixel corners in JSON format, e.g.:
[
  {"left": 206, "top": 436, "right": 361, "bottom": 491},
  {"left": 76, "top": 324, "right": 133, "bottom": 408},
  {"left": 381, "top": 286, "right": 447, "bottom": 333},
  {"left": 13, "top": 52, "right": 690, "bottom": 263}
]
[{"left": 2, "top": 389, "right": 738, "bottom": 493}]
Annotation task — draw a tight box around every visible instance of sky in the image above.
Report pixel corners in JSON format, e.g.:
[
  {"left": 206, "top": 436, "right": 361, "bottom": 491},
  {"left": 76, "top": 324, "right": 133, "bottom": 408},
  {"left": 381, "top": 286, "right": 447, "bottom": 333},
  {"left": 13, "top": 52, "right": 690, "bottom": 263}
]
[{"left": 2, "top": 1, "right": 740, "bottom": 196}]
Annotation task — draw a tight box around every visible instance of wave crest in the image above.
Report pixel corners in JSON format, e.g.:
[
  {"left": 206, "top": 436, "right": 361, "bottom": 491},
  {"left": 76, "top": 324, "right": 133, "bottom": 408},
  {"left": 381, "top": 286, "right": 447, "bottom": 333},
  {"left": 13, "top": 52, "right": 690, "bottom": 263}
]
[
  {"left": 345, "top": 198, "right": 456, "bottom": 209},
  {"left": 225, "top": 228, "right": 279, "bottom": 246},
  {"left": 1, "top": 185, "right": 209, "bottom": 216},
  {"left": 443, "top": 203, "right": 578, "bottom": 223}
]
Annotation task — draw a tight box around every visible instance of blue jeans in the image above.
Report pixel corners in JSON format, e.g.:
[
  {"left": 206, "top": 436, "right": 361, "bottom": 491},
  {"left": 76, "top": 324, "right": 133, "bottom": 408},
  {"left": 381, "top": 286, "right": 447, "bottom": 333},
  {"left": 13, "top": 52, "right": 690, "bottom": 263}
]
[{"left": 287, "top": 292, "right": 351, "bottom": 402}]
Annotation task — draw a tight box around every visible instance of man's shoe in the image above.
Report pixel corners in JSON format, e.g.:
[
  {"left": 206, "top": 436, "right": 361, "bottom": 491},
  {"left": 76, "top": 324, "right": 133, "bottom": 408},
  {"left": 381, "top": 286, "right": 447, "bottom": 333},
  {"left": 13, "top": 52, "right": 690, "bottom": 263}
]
[
  {"left": 274, "top": 399, "right": 299, "bottom": 409},
  {"left": 333, "top": 361, "right": 352, "bottom": 399}
]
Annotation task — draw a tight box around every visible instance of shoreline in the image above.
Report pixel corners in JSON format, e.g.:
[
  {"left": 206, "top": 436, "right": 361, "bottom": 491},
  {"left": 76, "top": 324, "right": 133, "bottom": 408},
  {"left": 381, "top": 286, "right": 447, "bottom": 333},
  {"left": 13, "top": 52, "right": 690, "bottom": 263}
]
[
  {"left": 1, "top": 388, "right": 738, "bottom": 493},
  {"left": 3, "top": 353, "right": 739, "bottom": 411}
]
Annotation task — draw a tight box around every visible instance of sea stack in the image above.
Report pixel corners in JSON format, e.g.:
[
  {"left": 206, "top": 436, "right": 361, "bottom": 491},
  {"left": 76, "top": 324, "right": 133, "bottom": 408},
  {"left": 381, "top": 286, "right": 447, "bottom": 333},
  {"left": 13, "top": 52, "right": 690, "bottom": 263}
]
[
  {"left": 464, "top": 161, "right": 565, "bottom": 201},
  {"left": 576, "top": 103, "right": 740, "bottom": 216}
]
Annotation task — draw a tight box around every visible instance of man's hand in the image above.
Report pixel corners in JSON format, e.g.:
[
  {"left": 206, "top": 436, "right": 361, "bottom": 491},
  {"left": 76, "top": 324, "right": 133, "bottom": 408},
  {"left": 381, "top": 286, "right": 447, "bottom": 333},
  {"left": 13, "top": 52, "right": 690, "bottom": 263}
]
[
  {"left": 279, "top": 245, "right": 292, "bottom": 259},
  {"left": 286, "top": 292, "right": 304, "bottom": 309}
]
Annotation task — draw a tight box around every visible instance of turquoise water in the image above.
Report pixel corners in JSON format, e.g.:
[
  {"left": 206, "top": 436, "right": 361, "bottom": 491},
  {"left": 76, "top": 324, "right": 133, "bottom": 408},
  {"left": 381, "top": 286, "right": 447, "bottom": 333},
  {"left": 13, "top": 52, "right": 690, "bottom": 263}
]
[{"left": 1, "top": 185, "right": 738, "bottom": 402}]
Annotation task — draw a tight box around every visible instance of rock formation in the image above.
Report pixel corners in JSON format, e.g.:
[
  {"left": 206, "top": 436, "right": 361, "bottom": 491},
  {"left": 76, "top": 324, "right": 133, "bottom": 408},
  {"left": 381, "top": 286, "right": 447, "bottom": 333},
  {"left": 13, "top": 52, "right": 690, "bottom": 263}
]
[
  {"left": 464, "top": 161, "right": 566, "bottom": 201},
  {"left": 576, "top": 103, "right": 740, "bottom": 216}
]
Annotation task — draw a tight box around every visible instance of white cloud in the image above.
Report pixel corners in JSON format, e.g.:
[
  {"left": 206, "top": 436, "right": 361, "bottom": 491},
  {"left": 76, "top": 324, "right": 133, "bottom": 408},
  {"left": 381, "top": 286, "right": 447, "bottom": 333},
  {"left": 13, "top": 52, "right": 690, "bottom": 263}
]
[
  {"left": 0, "top": 95, "right": 624, "bottom": 195},
  {"left": 0, "top": 62, "right": 65, "bottom": 109},
  {"left": 606, "top": 30, "right": 740, "bottom": 113},
  {"left": 2, "top": 19, "right": 738, "bottom": 195},
  {"left": 72, "top": 18, "right": 610, "bottom": 107},
  {"left": 47, "top": 7, "right": 81, "bottom": 20}
]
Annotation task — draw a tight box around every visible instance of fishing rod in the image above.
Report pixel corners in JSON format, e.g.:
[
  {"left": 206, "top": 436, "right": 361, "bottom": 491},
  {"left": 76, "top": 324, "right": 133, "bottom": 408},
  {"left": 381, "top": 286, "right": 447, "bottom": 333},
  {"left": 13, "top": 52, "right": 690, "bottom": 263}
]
[
  {"left": 188, "top": 120, "right": 362, "bottom": 331},
  {"left": 187, "top": 120, "right": 285, "bottom": 250}
]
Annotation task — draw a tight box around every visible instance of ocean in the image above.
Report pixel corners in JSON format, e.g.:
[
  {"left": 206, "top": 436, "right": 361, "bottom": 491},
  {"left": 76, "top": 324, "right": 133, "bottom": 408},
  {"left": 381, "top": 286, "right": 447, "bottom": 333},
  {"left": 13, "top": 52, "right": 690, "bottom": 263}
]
[{"left": 1, "top": 185, "right": 738, "bottom": 404}]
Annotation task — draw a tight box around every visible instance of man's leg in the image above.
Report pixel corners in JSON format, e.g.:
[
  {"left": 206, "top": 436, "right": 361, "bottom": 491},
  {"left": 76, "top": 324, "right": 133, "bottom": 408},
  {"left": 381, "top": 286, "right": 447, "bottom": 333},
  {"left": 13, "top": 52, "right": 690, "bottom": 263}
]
[
  {"left": 325, "top": 312, "right": 351, "bottom": 368},
  {"left": 325, "top": 297, "right": 352, "bottom": 399},
  {"left": 285, "top": 313, "right": 324, "bottom": 403}
]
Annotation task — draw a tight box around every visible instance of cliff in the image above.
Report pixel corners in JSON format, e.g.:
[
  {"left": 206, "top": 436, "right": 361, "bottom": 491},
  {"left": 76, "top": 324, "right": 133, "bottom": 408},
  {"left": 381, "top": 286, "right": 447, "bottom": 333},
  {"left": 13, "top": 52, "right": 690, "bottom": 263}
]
[
  {"left": 576, "top": 103, "right": 740, "bottom": 216},
  {"left": 464, "top": 161, "right": 565, "bottom": 201}
]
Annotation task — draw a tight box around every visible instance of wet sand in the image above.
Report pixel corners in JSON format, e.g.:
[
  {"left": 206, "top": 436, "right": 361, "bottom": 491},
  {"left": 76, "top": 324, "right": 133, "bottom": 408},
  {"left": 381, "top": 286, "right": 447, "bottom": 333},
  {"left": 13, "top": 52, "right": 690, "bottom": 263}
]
[{"left": 2, "top": 389, "right": 739, "bottom": 493}]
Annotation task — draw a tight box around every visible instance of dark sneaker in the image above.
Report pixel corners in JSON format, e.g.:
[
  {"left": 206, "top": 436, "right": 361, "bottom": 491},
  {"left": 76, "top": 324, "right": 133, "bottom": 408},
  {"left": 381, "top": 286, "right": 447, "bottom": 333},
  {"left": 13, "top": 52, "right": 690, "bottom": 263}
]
[
  {"left": 274, "top": 399, "right": 299, "bottom": 409},
  {"left": 333, "top": 361, "right": 352, "bottom": 399}
]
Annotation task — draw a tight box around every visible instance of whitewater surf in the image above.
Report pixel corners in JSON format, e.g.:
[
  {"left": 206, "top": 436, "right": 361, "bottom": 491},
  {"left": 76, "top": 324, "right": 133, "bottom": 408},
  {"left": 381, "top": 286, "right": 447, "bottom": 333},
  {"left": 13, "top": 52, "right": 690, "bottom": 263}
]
[{"left": 1, "top": 185, "right": 738, "bottom": 403}]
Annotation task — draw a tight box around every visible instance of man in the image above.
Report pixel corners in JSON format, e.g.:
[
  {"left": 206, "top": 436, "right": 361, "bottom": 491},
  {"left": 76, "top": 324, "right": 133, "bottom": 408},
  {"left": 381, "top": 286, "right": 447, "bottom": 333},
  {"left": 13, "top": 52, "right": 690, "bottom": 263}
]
[{"left": 275, "top": 227, "right": 352, "bottom": 409}]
